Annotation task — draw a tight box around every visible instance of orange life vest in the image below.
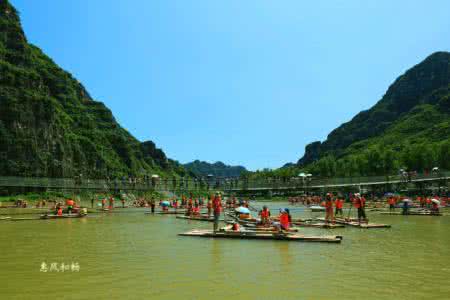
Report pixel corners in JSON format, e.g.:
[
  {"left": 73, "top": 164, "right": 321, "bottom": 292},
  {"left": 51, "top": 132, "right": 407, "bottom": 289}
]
[{"left": 280, "top": 213, "right": 290, "bottom": 229}]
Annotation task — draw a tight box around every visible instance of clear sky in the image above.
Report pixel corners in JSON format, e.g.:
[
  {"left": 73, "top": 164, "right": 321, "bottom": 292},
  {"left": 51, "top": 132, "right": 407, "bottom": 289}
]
[{"left": 11, "top": 0, "right": 450, "bottom": 170}]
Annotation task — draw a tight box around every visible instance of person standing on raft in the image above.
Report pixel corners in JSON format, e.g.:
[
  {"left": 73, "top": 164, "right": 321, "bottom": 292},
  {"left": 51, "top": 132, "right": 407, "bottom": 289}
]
[
  {"left": 150, "top": 199, "right": 156, "bottom": 213},
  {"left": 335, "top": 197, "right": 344, "bottom": 217},
  {"left": 325, "top": 193, "right": 334, "bottom": 224},
  {"left": 212, "top": 192, "right": 222, "bottom": 232},
  {"left": 388, "top": 197, "right": 396, "bottom": 212},
  {"left": 108, "top": 196, "right": 114, "bottom": 210},
  {"left": 353, "top": 193, "right": 367, "bottom": 223}
]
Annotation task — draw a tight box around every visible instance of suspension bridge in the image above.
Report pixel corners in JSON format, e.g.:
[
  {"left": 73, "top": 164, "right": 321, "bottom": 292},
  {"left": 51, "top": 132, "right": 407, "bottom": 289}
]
[{"left": 0, "top": 172, "right": 448, "bottom": 195}]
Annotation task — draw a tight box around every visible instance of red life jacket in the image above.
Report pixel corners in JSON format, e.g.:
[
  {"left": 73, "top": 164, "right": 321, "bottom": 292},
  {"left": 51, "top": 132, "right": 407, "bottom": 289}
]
[
  {"left": 213, "top": 197, "right": 222, "bottom": 213},
  {"left": 280, "top": 213, "right": 290, "bottom": 229}
]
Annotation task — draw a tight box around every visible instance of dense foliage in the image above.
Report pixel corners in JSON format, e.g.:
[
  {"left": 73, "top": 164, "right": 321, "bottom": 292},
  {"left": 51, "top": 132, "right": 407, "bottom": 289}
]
[
  {"left": 264, "top": 52, "right": 450, "bottom": 179},
  {"left": 0, "top": 0, "right": 187, "bottom": 178},
  {"left": 184, "top": 160, "right": 247, "bottom": 178}
]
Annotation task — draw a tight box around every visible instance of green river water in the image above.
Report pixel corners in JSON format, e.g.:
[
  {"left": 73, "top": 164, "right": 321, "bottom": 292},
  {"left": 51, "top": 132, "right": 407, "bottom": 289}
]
[{"left": 0, "top": 201, "right": 449, "bottom": 300}]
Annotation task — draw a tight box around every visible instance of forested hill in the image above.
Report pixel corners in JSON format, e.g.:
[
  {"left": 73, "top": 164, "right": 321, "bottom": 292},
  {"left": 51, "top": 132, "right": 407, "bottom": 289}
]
[
  {"left": 184, "top": 160, "right": 247, "bottom": 177},
  {"left": 290, "top": 51, "right": 450, "bottom": 177},
  {"left": 0, "top": 0, "right": 187, "bottom": 178}
]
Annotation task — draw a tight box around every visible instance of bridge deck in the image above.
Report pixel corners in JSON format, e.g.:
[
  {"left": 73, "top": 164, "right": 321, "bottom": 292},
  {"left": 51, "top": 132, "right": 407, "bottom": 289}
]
[{"left": 0, "top": 173, "right": 447, "bottom": 192}]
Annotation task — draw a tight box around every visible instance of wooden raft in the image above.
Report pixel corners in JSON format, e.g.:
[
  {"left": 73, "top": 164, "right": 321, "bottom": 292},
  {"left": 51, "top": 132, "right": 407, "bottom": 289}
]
[
  {"left": 9, "top": 214, "right": 87, "bottom": 221},
  {"left": 176, "top": 215, "right": 218, "bottom": 222},
  {"left": 178, "top": 229, "right": 343, "bottom": 243},
  {"left": 379, "top": 211, "right": 442, "bottom": 216},
  {"left": 40, "top": 214, "right": 87, "bottom": 219},
  {"left": 292, "top": 222, "right": 345, "bottom": 229},
  {"left": 317, "top": 217, "right": 391, "bottom": 229},
  {"left": 148, "top": 210, "right": 187, "bottom": 215}
]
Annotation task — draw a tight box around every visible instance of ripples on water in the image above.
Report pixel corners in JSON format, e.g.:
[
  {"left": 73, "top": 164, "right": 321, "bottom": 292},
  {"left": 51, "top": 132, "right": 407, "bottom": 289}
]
[{"left": 0, "top": 202, "right": 449, "bottom": 299}]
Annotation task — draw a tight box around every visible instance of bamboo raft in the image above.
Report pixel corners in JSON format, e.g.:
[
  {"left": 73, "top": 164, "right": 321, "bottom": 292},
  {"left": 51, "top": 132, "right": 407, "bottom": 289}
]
[
  {"left": 176, "top": 215, "right": 219, "bottom": 222},
  {"left": 179, "top": 229, "right": 343, "bottom": 243},
  {"left": 379, "top": 211, "right": 442, "bottom": 216},
  {"left": 242, "top": 227, "right": 299, "bottom": 233},
  {"left": 292, "top": 222, "right": 345, "bottom": 229},
  {"left": 40, "top": 214, "right": 87, "bottom": 219},
  {"left": 317, "top": 217, "right": 391, "bottom": 229},
  {"left": 146, "top": 210, "right": 187, "bottom": 215},
  {"left": 222, "top": 223, "right": 299, "bottom": 232},
  {"left": 10, "top": 214, "right": 87, "bottom": 221}
]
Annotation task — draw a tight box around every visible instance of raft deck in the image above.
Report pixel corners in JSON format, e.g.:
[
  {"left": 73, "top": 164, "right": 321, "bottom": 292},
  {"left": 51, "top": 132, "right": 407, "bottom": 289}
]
[
  {"left": 292, "top": 222, "right": 345, "bottom": 229},
  {"left": 317, "top": 217, "right": 391, "bottom": 229},
  {"left": 379, "top": 211, "right": 442, "bottom": 216},
  {"left": 9, "top": 214, "right": 87, "bottom": 221},
  {"left": 179, "top": 229, "right": 342, "bottom": 243},
  {"left": 149, "top": 210, "right": 187, "bottom": 215},
  {"left": 40, "top": 214, "right": 87, "bottom": 219},
  {"left": 176, "top": 215, "right": 220, "bottom": 222}
]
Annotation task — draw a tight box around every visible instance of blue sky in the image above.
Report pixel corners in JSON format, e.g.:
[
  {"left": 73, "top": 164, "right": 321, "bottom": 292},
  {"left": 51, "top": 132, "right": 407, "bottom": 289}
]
[{"left": 12, "top": 0, "right": 450, "bottom": 170}]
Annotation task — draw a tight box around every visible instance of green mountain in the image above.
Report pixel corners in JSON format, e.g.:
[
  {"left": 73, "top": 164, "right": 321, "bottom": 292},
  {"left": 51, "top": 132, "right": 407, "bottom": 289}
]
[
  {"left": 184, "top": 160, "right": 247, "bottom": 178},
  {"left": 0, "top": 0, "right": 187, "bottom": 178},
  {"left": 293, "top": 52, "right": 450, "bottom": 177}
]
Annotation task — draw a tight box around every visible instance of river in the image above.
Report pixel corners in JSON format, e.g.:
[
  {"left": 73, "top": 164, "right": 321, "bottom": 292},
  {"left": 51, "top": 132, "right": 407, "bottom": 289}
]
[{"left": 0, "top": 201, "right": 449, "bottom": 299}]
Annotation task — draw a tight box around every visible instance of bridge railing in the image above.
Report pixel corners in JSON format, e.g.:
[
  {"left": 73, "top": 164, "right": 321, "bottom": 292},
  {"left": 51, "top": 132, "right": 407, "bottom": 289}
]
[{"left": 0, "top": 171, "right": 448, "bottom": 192}]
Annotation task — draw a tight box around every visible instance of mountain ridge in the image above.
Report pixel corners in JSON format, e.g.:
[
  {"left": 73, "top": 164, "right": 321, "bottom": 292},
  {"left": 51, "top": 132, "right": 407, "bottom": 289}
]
[
  {"left": 0, "top": 0, "right": 187, "bottom": 178},
  {"left": 184, "top": 160, "right": 247, "bottom": 178},
  {"left": 296, "top": 51, "right": 450, "bottom": 172}
]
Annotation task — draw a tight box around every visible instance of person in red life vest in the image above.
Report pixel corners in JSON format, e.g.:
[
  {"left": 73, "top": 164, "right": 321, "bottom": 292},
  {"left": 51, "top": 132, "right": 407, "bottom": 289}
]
[
  {"left": 335, "top": 198, "right": 344, "bottom": 217},
  {"left": 66, "top": 198, "right": 74, "bottom": 215},
  {"left": 212, "top": 192, "right": 222, "bottom": 232},
  {"left": 101, "top": 198, "right": 106, "bottom": 209},
  {"left": 109, "top": 196, "right": 114, "bottom": 210},
  {"left": 277, "top": 208, "right": 291, "bottom": 232},
  {"left": 388, "top": 197, "right": 396, "bottom": 212},
  {"left": 259, "top": 205, "right": 271, "bottom": 225},
  {"left": 57, "top": 206, "right": 63, "bottom": 216},
  {"left": 353, "top": 193, "right": 367, "bottom": 223},
  {"left": 426, "top": 197, "right": 432, "bottom": 209},
  {"left": 325, "top": 193, "right": 334, "bottom": 224}
]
